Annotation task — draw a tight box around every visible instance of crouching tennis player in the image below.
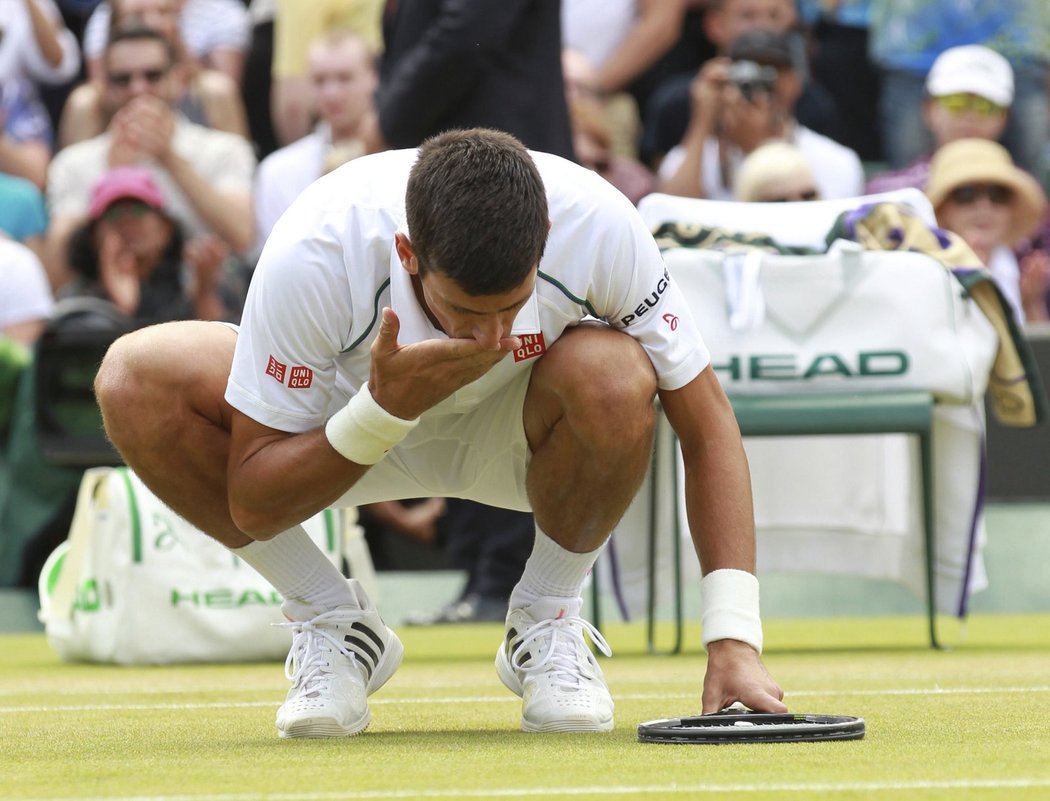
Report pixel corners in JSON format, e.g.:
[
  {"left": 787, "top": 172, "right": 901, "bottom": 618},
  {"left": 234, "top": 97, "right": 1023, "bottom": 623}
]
[{"left": 95, "top": 128, "right": 786, "bottom": 737}]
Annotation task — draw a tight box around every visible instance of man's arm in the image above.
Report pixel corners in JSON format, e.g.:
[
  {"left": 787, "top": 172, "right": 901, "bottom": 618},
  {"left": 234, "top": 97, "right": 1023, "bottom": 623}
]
[
  {"left": 659, "top": 366, "right": 786, "bottom": 713},
  {"left": 591, "top": 0, "right": 685, "bottom": 94},
  {"left": 656, "top": 59, "right": 725, "bottom": 198}
]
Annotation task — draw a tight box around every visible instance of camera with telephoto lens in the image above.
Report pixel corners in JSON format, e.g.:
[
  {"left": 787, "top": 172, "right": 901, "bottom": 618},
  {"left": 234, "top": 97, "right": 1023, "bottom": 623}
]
[{"left": 727, "top": 60, "right": 778, "bottom": 102}]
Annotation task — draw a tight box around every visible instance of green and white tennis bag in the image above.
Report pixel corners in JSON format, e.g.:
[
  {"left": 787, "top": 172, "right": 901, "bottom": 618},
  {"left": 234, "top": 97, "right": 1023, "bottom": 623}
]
[{"left": 38, "top": 466, "right": 375, "bottom": 664}]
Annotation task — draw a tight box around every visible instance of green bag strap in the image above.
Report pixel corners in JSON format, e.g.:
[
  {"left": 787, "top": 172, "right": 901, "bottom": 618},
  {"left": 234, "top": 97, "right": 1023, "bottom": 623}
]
[
  {"left": 114, "top": 467, "right": 144, "bottom": 563},
  {"left": 47, "top": 467, "right": 114, "bottom": 622}
]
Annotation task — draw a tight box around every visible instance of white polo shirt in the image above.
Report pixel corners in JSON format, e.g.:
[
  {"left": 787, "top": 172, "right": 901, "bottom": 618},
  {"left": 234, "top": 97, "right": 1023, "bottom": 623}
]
[{"left": 226, "top": 148, "right": 711, "bottom": 434}]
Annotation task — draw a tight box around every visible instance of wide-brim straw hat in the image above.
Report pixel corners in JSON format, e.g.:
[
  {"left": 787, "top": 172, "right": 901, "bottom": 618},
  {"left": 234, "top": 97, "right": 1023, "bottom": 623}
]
[{"left": 926, "top": 138, "right": 1047, "bottom": 244}]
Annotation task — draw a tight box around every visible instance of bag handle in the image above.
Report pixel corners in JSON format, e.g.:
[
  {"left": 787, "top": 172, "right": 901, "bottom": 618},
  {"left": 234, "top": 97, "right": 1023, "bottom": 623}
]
[
  {"left": 340, "top": 506, "right": 379, "bottom": 602},
  {"left": 48, "top": 467, "right": 114, "bottom": 622}
]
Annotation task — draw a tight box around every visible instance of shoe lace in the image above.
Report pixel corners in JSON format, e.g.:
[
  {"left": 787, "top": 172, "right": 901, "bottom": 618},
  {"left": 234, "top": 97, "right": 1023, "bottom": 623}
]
[
  {"left": 513, "top": 613, "right": 612, "bottom": 691},
  {"left": 277, "top": 610, "right": 358, "bottom": 695}
]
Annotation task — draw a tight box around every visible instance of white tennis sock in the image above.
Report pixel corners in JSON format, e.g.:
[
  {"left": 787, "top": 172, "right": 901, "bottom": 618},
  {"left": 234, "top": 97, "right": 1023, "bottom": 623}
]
[
  {"left": 233, "top": 525, "right": 358, "bottom": 617},
  {"left": 509, "top": 527, "right": 601, "bottom": 610}
]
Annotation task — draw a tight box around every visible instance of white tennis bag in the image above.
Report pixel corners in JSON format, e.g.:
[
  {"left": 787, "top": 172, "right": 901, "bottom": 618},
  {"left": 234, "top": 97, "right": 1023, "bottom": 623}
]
[
  {"left": 38, "top": 466, "right": 377, "bottom": 664},
  {"left": 664, "top": 242, "right": 999, "bottom": 404}
]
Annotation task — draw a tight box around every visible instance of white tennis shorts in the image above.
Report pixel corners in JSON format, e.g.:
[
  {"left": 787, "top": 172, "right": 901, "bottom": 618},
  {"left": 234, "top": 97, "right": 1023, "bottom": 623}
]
[{"left": 333, "top": 367, "right": 533, "bottom": 512}]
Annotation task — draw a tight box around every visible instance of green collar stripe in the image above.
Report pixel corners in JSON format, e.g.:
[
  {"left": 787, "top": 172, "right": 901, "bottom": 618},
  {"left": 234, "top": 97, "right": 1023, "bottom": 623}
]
[
  {"left": 344, "top": 277, "right": 392, "bottom": 353},
  {"left": 538, "top": 271, "right": 597, "bottom": 317}
]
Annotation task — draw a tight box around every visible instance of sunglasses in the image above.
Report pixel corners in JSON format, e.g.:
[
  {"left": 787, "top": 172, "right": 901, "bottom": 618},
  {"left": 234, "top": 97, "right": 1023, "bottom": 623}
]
[
  {"left": 106, "top": 67, "right": 169, "bottom": 88},
  {"left": 764, "top": 189, "right": 819, "bottom": 202},
  {"left": 948, "top": 183, "right": 1013, "bottom": 206},
  {"left": 101, "top": 200, "right": 154, "bottom": 221},
  {"left": 934, "top": 93, "right": 1005, "bottom": 117}
]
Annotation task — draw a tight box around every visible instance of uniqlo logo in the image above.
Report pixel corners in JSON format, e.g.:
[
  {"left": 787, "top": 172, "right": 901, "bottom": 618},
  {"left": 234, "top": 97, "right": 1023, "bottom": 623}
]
[
  {"left": 513, "top": 332, "right": 546, "bottom": 362},
  {"left": 289, "top": 366, "right": 313, "bottom": 388},
  {"left": 265, "top": 355, "right": 286, "bottom": 384}
]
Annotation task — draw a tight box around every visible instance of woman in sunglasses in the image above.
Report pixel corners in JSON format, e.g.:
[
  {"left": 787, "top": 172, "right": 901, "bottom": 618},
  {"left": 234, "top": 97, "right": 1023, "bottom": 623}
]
[{"left": 925, "top": 138, "right": 1049, "bottom": 323}]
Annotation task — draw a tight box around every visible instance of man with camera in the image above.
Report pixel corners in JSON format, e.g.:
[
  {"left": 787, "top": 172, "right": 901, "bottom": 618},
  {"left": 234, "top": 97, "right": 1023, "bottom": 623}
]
[{"left": 655, "top": 30, "right": 863, "bottom": 201}]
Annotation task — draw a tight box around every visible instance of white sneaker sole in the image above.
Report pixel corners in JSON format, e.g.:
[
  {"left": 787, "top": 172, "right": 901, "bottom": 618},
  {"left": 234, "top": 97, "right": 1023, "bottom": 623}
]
[
  {"left": 277, "top": 710, "right": 371, "bottom": 739},
  {"left": 277, "top": 631, "right": 405, "bottom": 739}
]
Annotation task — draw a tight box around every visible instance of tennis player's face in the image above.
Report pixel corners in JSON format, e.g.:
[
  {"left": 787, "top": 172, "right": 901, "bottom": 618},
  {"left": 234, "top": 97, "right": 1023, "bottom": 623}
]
[{"left": 418, "top": 268, "right": 537, "bottom": 351}]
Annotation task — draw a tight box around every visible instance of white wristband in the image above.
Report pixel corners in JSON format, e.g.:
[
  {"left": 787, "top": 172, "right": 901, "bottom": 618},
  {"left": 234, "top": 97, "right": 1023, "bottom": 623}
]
[
  {"left": 325, "top": 383, "right": 419, "bottom": 465},
  {"left": 700, "top": 568, "right": 763, "bottom": 653}
]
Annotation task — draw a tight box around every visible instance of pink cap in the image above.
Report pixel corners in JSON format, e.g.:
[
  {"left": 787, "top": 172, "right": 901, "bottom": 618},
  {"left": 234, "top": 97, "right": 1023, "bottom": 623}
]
[{"left": 88, "top": 166, "right": 166, "bottom": 220}]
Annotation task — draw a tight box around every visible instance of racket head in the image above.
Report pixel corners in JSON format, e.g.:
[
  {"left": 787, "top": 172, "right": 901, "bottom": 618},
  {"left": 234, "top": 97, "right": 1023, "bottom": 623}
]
[{"left": 637, "top": 709, "right": 865, "bottom": 744}]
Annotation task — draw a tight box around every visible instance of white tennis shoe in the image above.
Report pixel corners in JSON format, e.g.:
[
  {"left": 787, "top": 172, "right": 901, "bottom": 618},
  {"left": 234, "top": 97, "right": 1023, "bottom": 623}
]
[
  {"left": 495, "top": 596, "right": 614, "bottom": 732},
  {"left": 275, "top": 581, "right": 403, "bottom": 738}
]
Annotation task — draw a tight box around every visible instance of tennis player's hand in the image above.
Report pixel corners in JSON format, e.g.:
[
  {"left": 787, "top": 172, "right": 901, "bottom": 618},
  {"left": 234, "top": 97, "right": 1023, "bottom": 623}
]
[
  {"left": 368, "top": 307, "right": 521, "bottom": 419},
  {"left": 701, "top": 639, "right": 787, "bottom": 714}
]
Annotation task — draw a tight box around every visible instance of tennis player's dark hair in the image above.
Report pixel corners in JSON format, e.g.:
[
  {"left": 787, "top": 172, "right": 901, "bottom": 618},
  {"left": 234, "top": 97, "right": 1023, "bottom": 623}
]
[{"left": 406, "top": 128, "right": 549, "bottom": 295}]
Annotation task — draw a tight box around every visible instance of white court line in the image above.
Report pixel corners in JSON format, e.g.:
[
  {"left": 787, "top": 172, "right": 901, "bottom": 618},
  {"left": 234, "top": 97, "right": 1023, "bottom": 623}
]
[
  {"left": 4, "top": 778, "right": 1050, "bottom": 801},
  {"left": 1, "top": 685, "right": 1048, "bottom": 714}
]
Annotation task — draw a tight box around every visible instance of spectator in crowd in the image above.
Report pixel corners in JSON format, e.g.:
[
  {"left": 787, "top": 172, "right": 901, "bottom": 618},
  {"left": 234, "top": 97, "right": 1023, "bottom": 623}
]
[
  {"left": 562, "top": 0, "right": 686, "bottom": 99},
  {"left": 796, "top": 0, "right": 881, "bottom": 161},
  {"left": 564, "top": 48, "right": 655, "bottom": 206},
  {"left": 0, "top": 0, "right": 82, "bottom": 115},
  {"left": 561, "top": 0, "right": 686, "bottom": 158},
  {"left": 368, "top": 0, "right": 573, "bottom": 159},
  {"left": 733, "top": 138, "right": 820, "bottom": 202},
  {"left": 1, "top": 75, "right": 56, "bottom": 190},
  {"left": 641, "top": 0, "right": 840, "bottom": 169},
  {"left": 59, "top": 0, "right": 250, "bottom": 147},
  {"left": 269, "top": 0, "right": 383, "bottom": 147},
  {"left": 0, "top": 235, "right": 52, "bottom": 447},
  {"left": 656, "top": 29, "right": 863, "bottom": 200},
  {"left": 926, "top": 138, "right": 1048, "bottom": 323},
  {"left": 0, "top": 235, "right": 53, "bottom": 349},
  {"left": 253, "top": 29, "right": 376, "bottom": 253},
  {"left": 866, "top": 45, "right": 1015, "bottom": 195},
  {"left": 65, "top": 166, "right": 241, "bottom": 322},
  {"left": 46, "top": 23, "right": 255, "bottom": 292},
  {"left": 402, "top": 497, "right": 537, "bottom": 625},
  {"left": 239, "top": 0, "right": 278, "bottom": 158},
  {"left": 0, "top": 171, "right": 49, "bottom": 263},
  {"left": 82, "top": 0, "right": 251, "bottom": 86},
  {"left": 868, "top": 0, "right": 1050, "bottom": 178}
]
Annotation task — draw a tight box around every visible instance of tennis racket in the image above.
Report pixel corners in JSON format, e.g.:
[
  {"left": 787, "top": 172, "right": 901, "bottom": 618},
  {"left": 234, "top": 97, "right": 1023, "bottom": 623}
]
[{"left": 638, "top": 707, "right": 865, "bottom": 744}]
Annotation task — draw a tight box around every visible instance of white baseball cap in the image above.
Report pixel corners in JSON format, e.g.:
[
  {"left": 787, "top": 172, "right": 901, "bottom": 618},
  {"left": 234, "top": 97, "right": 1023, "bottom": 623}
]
[{"left": 925, "top": 45, "right": 1014, "bottom": 107}]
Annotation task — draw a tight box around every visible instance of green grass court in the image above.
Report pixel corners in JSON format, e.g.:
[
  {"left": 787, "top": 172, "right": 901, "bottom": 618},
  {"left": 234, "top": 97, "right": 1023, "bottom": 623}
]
[{"left": 2, "top": 613, "right": 1049, "bottom": 801}]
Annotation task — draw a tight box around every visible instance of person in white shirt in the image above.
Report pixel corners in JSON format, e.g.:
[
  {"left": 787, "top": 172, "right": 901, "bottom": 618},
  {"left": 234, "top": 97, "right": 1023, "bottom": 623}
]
[
  {"left": 0, "top": 236, "right": 53, "bottom": 347},
  {"left": 46, "top": 23, "right": 255, "bottom": 292},
  {"left": 95, "top": 128, "right": 786, "bottom": 739},
  {"left": 0, "top": 0, "right": 80, "bottom": 89},
  {"left": 657, "top": 29, "right": 863, "bottom": 201},
  {"left": 253, "top": 29, "right": 377, "bottom": 255}
]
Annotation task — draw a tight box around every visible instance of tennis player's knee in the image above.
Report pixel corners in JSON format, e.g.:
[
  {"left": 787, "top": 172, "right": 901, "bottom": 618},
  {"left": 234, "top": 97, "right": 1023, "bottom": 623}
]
[
  {"left": 555, "top": 328, "right": 657, "bottom": 438},
  {"left": 96, "top": 322, "right": 232, "bottom": 447}
]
